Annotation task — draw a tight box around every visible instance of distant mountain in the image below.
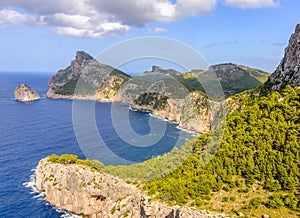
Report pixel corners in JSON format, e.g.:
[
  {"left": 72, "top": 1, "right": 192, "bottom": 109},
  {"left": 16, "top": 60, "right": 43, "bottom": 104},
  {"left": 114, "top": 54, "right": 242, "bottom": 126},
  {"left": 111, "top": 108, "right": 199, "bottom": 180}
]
[
  {"left": 144, "top": 65, "right": 182, "bottom": 76},
  {"left": 174, "top": 63, "right": 269, "bottom": 97},
  {"left": 262, "top": 23, "right": 300, "bottom": 92}
]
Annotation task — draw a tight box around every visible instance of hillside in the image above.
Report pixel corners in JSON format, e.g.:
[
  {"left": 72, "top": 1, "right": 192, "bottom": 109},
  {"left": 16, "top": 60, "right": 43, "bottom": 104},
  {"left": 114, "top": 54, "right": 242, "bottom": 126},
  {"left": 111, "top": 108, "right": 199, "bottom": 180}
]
[
  {"left": 141, "top": 23, "right": 300, "bottom": 217},
  {"left": 174, "top": 63, "right": 269, "bottom": 97}
]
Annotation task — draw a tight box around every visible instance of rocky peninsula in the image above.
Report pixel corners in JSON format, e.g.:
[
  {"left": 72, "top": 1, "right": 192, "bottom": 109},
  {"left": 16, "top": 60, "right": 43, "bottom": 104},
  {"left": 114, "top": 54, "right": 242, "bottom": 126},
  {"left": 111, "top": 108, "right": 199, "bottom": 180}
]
[
  {"left": 35, "top": 157, "right": 228, "bottom": 218},
  {"left": 45, "top": 51, "right": 268, "bottom": 133},
  {"left": 14, "top": 84, "right": 40, "bottom": 102}
]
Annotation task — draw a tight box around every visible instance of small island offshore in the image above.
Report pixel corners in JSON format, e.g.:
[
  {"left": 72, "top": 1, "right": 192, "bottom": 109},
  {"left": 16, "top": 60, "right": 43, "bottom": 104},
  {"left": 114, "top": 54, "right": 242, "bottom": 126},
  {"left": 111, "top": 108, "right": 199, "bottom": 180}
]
[
  {"left": 14, "top": 84, "right": 40, "bottom": 102},
  {"left": 35, "top": 23, "right": 300, "bottom": 217}
]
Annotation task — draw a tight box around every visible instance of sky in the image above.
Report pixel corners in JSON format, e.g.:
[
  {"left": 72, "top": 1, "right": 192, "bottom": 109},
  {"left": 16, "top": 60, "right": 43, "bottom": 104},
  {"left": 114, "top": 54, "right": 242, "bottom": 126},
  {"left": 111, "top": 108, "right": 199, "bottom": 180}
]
[{"left": 0, "top": 0, "right": 299, "bottom": 74}]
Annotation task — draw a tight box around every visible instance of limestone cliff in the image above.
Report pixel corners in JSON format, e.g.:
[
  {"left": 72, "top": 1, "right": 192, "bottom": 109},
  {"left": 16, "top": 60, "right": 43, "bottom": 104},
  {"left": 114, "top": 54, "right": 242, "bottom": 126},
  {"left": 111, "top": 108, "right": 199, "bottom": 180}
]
[
  {"left": 46, "top": 51, "right": 130, "bottom": 101},
  {"left": 131, "top": 92, "right": 213, "bottom": 133},
  {"left": 14, "top": 84, "right": 40, "bottom": 102},
  {"left": 263, "top": 23, "right": 300, "bottom": 92},
  {"left": 35, "top": 158, "right": 227, "bottom": 218}
]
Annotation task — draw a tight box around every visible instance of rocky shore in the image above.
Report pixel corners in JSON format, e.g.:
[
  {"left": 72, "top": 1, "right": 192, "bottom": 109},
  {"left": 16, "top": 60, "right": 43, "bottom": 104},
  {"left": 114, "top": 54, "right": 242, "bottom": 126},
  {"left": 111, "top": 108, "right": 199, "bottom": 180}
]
[{"left": 36, "top": 158, "right": 228, "bottom": 218}]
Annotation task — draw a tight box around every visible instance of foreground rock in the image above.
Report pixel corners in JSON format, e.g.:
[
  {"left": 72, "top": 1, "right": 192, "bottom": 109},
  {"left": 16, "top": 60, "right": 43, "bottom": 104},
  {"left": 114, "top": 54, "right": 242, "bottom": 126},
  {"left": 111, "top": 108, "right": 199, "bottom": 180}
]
[
  {"left": 14, "top": 84, "right": 40, "bottom": 102},
  {"left": 36, "top": 158, "right": 228, "bottom": 218}
]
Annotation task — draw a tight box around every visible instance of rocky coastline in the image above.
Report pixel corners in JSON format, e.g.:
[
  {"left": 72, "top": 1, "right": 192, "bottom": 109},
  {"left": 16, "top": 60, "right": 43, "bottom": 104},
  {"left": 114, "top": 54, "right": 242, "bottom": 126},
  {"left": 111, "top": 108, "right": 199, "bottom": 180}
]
[{"left": 35, "top": 158, "right": 228, "bottom": 218}]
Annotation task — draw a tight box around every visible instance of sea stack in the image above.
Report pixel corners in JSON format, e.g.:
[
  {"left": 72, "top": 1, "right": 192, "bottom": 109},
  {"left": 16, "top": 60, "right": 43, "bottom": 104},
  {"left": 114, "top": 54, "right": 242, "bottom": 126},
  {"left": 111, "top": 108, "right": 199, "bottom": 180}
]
[{"left": 14, "top": 84, "right": 40, "bottom": 102}]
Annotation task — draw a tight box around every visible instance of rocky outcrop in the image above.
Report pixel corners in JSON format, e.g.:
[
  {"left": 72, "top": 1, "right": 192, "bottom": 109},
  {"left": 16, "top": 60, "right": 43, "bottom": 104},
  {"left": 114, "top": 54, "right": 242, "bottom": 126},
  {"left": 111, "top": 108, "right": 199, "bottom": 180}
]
[
  {"left": 263, "top": 23, "right": 300, "bottom": 92},
  {"left": 144, "top": 65, "right": 181, "bottom": 76},
  {"left": 36, "top": 158, "right": 228, "bottom": 218},
  {"left": 46, "top": 51, "right": 130, "bottom": 101},
  {"left": 14, "top": 84, "right": 40, "bottom": 102}
]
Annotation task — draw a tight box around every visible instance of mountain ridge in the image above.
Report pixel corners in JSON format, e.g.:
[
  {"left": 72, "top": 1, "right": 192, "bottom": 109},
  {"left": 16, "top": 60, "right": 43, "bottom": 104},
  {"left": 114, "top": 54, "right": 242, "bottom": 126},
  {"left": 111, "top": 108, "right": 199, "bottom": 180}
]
[{"left": 46, "top": 52, "right": 269, "bottom": 133}]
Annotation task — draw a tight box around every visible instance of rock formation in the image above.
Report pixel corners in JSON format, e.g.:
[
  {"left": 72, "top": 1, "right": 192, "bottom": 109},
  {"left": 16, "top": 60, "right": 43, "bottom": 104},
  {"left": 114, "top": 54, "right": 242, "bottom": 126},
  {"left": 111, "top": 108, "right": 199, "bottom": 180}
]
[
  {"left": 46, "top": 51, "right": 131, "bottom": 101},
  {"left": 36, "top": 158, "right": 228, "bottom": 218},
  {"left": 14, "top": 84, "right": 40, "bottom": 102},
  {"left": 263, "top": 23, "right": 300, "bottom": 92}
]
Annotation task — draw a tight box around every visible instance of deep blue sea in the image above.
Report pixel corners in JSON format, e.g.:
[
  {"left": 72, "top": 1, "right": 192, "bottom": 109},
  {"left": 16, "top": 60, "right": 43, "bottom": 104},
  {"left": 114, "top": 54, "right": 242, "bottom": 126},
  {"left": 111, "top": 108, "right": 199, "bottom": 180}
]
[{"left": 0, "top": 73, "right": 195, "bottom": 217}]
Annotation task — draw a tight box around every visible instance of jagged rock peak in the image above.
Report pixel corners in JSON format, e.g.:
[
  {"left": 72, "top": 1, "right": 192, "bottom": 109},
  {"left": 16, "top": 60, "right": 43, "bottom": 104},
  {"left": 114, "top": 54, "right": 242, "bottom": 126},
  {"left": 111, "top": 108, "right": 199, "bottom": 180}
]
[
  {"left": 152, "top": 65, "right": 163, "bottom": 72},
  {"left": 145, "top": 65, "right": 181, "bottom": 76},
  {"left": 14, "top": 84, "right": 40, "bottom": 102},
  {"left": 264, "top": 23, "right": 300, "bottom": 92},
  {"left": 75, "top": 51, "right": 94, "bottom": 65}
]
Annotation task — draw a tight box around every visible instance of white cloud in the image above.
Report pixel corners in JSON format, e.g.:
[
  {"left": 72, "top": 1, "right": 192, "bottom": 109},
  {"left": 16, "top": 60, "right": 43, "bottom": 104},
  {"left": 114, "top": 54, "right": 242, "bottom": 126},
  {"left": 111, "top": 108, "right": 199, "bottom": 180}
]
[
  {"left": 0, "top": 0, "right": 280, "bottom": 38},
  {"left": 223, "top": 0, "right": 279, "bottom": 8},
  {"left": 57, "top": 23, "right": 129, "bottom": 38},
  {"left": 154, "top": 28, "right": 169, "bottom": 33},
  {"left": 176, "top": 0, "right": 217, "bottom": 17},
  {"left": 148, "top": 27, "right": 169, "bottom": 33},
  {"left": 0, "top": 9, "right": 27, "bottom": 27}
]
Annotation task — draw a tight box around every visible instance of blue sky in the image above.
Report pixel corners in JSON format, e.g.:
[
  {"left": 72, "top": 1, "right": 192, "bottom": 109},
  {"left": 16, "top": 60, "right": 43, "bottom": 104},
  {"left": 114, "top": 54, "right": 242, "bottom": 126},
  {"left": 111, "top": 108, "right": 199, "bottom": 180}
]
[{"left": 0, "top": 0, "right": 299, "bottom": 74}]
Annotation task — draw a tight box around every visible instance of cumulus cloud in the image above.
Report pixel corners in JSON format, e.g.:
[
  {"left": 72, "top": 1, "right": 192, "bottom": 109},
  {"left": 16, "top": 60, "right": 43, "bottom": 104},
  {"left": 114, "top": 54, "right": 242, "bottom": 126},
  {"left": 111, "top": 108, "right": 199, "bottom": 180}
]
[
  {"left": 223, "top": 0, "right": 279, "bottom": 8},
  {"left": 0, "top": 0, "right": 280, "bottom": 38}
]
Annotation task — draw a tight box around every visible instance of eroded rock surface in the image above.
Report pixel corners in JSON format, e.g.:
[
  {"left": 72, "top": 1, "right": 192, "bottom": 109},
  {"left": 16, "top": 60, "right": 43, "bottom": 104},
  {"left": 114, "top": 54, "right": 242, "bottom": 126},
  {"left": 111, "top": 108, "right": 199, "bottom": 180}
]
[
  {"left": 14, "top": 84, "right": 40, "bottom": 102},
  {"left": 36, "top": 158, "right": 228, "bottom": 218}
]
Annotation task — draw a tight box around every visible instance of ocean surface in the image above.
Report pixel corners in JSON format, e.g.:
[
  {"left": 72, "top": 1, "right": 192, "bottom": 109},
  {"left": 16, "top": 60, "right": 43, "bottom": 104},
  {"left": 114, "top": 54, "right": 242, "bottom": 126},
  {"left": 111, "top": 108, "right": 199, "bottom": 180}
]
[{"left": 0, "top": 73, "right": 195, "bottom": 217}]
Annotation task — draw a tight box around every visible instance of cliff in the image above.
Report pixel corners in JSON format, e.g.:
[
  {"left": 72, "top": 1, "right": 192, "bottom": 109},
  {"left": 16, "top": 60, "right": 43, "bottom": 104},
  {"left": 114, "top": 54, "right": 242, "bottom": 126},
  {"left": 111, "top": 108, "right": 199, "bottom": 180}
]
[
  {"left": 14, "top": 84, "right": 40, "bottom": 102},
  {"left": 262, "top": 23, "right": 300, "bottom": 92},
  {"left": 35, "top": 157, "right": 227, "bottom": 218},
  {"left": 46, "top": 51, "right": 130, "bottom": 101},
  {"left": 131, "top": 92, "right": 213, "bottom": 133}
]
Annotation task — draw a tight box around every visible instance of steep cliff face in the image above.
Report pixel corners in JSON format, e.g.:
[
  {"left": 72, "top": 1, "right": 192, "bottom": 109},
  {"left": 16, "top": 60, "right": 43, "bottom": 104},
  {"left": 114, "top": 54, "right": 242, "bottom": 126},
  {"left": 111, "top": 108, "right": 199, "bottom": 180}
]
[
  {"left": 14, "top": 84, "right": 40, "bottom": 102},
  {"left": 263, "top": 23, "right": 300, "bottom": 92},
  {"left": 35, "top": 158, "right": 227, "bottom": 218},
  {"left": 46, "top": 51, "right": 130, "bottom": 101},
  {"left": 131, "top": 92, "right": 213, "bottom": 133},
  {"left": 179, "top": 92, "right": 213, "bottom": 133}
]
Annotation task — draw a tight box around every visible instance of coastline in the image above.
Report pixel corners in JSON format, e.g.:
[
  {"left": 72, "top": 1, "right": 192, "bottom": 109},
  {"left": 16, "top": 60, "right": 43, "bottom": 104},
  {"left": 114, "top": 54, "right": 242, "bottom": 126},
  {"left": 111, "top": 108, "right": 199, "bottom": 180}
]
[
  {"left": 46, "top": 94, "right": 204, "bottom": 135},
  {"left": 34, "top": 158, "right": 229, "bottom": 218}
]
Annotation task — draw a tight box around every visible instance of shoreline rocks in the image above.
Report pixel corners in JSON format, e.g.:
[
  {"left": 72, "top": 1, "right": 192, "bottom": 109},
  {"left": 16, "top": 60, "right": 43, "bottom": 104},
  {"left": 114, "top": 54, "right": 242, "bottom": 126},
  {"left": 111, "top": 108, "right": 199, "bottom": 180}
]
[
  {"left": 36, "top": 158, "right": 228, "bottom": 218},
  {"left": 14, "top": 84, "right": 40, "bottom": 102}
]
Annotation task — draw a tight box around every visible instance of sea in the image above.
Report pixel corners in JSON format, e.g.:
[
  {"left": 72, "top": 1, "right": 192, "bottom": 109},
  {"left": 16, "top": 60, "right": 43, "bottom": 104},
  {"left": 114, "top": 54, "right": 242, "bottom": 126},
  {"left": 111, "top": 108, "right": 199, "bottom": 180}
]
[{"left": 0, "top": 72, "right": 196, "bottom": 218}]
